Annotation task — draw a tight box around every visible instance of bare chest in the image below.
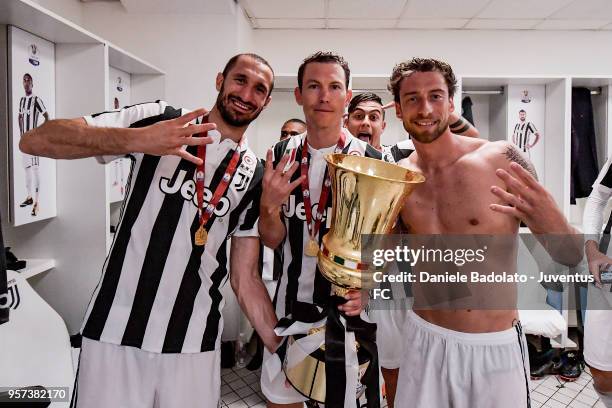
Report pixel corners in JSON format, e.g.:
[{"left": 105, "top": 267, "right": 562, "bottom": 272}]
[{"left": 401, "top": 163, "right": 516, "bottom": 234}]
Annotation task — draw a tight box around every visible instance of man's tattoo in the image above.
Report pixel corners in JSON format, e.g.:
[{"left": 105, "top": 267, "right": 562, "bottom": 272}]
[
  {"left": 454, "top": 124, "right": 471, "bottom": 134},
  {"left": 504, "top": 145, "right": 538, "bottom": 181},
  {"left": 450, "top": 118, "right": 463, "bottom": 128}
]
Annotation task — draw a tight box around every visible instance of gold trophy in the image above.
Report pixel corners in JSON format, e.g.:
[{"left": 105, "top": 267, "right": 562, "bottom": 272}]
[{"left": 283, "top": 154, "right": 424, "bottom": 403}]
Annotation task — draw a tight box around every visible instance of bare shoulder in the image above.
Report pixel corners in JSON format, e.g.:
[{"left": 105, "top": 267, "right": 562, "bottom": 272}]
[{"left": 480, "top": 140, "right": 538, "bottom": 180}]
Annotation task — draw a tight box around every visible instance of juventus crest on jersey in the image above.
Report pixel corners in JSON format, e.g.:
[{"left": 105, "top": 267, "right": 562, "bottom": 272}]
[{"left": 81, "top": 101, "right": 263, "bottom": 354}]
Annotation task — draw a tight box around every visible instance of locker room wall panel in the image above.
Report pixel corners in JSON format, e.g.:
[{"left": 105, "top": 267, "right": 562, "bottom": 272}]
[
  {"left": 30, "top": 43, "right": 108, "bottom": 334},
  {"left": 130, "top": 74, "right": 165, "bottom": 106},
  {"left": 0, "top": 3, "right": 166, "bottom": 333},
  {"left": 489, "top": 92, "right": 507, "bottom": 143},
  {"left": 544, "top": 78, "right": 571, "bottom": 218}
]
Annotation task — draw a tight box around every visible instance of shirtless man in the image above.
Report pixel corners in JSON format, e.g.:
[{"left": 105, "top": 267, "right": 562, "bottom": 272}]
[
  {"left": 343, "top": 91, "right": 479, "bottom": 408},
  {"left": 390, "top": 58, "right": 579, "bottom": 407}
]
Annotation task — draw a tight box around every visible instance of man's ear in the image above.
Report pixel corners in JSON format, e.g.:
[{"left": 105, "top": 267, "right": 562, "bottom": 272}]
[
  {"left": 382, "top": 120, "right": 387, "bottom": 131},
  {"left": 294, "top": 86, "right": 303, "bottom": 106},
  {"left": 449, "top": 96, "right": 455, "bottom": 114},
  {"left": 395, "top": 101, "right": 402, "bottom": 119},
  {"left": 215, "top": 73, "right": 223, "bottom": 92},
  {"left": 345, "top": 89, "right": 353, "bottom": 107},
  {"left": 263, "top": 95, "right": 272, "bottom": 109}
]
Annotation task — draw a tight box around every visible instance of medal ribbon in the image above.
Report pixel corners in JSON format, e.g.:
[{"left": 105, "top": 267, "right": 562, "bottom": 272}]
[
  {"left": 196, "top": 116, "right": 242, "bottom": 232},
  {"left": 300, "top": 132, "right": 346, "bottom": 242}
]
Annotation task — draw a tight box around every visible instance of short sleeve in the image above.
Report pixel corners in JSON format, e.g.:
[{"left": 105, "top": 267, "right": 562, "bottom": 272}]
[{"left": 83, "top": 101, "right": 170, "bottom": 164}]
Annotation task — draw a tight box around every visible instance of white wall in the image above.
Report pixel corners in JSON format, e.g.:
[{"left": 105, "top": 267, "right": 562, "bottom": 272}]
[
  {"left": 247, "top": 28, "right": 612, "bottom": 156},
  {"left": 31, "top": 0, "right": 251, "bottom": 111},
  {"left": 251, "top": 29, "right": 612, "bottom": 76}
]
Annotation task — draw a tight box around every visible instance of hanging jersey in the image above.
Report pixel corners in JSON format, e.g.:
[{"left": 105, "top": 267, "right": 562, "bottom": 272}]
[
  {"left": 81, "top": 101, "right": 262, "bottom": 354},
  {"left": 271, "top": 129, "right": 381, "bottom": 318}
]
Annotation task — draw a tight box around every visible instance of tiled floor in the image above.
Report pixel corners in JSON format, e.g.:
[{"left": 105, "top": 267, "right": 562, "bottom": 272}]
[
  {"left": 530, "top": 367, "right": 605, "bottom": 408},
  {"left": 220, "top": 364, "right": 604, "bottom": 407},
  {"left": 219, "top": 366, "right": 266, "bottom": 408}
]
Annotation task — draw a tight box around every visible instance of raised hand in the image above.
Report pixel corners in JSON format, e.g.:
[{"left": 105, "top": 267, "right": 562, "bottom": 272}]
[
  {"left": 337, "top": 289, "right": 369, "bottom": 316},
  {"left": 489, "top": 162, "right": 568, "bottom": 234},
  {"left": 260, "top": 149, "right": 305, "bottom": 215},
  {"left": 136, "top": 108, "right": 216, "bottom": 165},
  {"left": 586, "top": 241, "right": 612, "bottom": 288}
]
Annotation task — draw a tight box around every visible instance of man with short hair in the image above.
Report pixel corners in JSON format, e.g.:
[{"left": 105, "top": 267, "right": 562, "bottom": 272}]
[
  {"left": 389, "top": 58, "right": 579, "bottom": 407},
  {"left": 18, "top": 73, "right": 49, "bottom": 216},
  {"left": 280, "top": 118, "right": 306, "bottom": 141},
  {"left": 344, "top": 92, "right": 478, "bottom": 154},
  {"left": 20, "top": 53, "right": 280, "bottom": 408},
  {"left": 344, "top": 91, "right": 479, "bottom": 407},
  {"left": 259, "top": 51, "right": 380, "bottom": 408}
]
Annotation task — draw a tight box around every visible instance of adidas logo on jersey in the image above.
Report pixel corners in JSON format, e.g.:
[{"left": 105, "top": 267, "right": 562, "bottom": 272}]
[
  {"left": 282, "top": 194, "right": 332, "bottom": 229},
  {"left": 159, "top": 170, "right": 231, "bottom": 217}
]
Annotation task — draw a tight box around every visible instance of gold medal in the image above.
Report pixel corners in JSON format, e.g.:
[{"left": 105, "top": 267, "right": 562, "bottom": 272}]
[
  {"left": 304, "top": 239, "right": 319, "bottom": 257},
  {"left": 195, "top": 225, "right": 208, "bottom": 246}
]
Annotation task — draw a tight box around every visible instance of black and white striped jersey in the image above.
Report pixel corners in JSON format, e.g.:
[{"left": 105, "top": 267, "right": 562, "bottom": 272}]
[
  {"left": 81, "top": 101, "right": 262, "bottom": 354},
  {"left": 513, "top": 121, "right": 538, "bottom": 152},
  {"left": 382, "top": 139, "right": 414, "bottom": 164},
  {"left": 271, "top": 129, "right": 382, "bottom": 317},
  {"left": 18, "top": 95, "right": 47, "bottom": 135}
]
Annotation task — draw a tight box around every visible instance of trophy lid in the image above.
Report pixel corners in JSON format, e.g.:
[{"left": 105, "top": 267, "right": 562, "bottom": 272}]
[{"left": 325, "top": 153, "right": 425, "bottom": 184}]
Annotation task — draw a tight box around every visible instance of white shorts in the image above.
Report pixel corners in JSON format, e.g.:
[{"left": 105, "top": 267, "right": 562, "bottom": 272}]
[
  {"left": 367, "top": 298, "right": 411, "bottom": 369},
  {"left": 584, "top": 283, "right": 612, "bottom": 371},
  {"left": 71, "top": 337, "right": 221, "bottom": 408},
  {"left": 260, "top": 348, "right": 308, "bottom": 404},
  {"left": 395, "top": 312, "right": 531, "bottom": 408},
  {"left": 22, "top": 153, "right": 39, "bottom": 168}
]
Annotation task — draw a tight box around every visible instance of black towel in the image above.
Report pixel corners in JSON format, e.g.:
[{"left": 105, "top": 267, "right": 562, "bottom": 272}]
[
  {"left": 571, "top": 87, "right": 599, "bottom": 204},
  {"left": 462, "top": 96, "right": 475, "bottom": 126}
]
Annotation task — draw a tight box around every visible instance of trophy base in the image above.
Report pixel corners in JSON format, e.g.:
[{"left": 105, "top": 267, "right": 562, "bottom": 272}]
[{"left": 283, "top": 331, "right": 370, "bottom": 403}]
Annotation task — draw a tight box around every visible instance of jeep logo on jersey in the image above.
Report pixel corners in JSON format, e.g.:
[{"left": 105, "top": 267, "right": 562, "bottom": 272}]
[
  {"left": 159, "top": 170, "right": 231, "bottom": 216},
  {"left": 0, "top": 280, "right": 20, "bottom": 310},
  {"left": 281, "top": 194, "right": 332, "bottom": 229},
  {"left": 28, "top": 44, "right": 40, "bottom": 66}
]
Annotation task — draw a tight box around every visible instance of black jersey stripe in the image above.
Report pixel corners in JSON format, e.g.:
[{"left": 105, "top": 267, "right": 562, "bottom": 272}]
[
  {"left": 161, "top": 213, "right": 204, "bottom": 353},
  {"left": 283, "top": 144, "right": 306, "bottom": 314},
  {"left": 25, "top": 96, "right": 32, "bottom": 132},
  {"left": 200, "top": 239, "right": 229, "bottom": 351},
  {"left": 200, "top": 153, "right": 261, "bottom": 351}
]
